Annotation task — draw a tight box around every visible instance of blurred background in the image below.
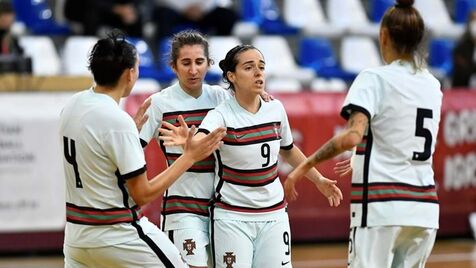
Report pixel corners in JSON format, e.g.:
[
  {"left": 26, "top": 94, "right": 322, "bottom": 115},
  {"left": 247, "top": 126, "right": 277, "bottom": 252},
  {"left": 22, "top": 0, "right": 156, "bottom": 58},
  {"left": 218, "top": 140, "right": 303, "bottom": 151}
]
[{"left": 0, "top": 0, "right": 475, "bottom": 267}]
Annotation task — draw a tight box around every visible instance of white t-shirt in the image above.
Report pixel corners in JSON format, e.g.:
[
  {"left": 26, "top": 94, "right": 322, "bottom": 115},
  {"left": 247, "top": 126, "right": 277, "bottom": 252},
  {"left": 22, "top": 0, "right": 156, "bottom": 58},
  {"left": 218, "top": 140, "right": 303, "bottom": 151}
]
[
  {"left": 140, "top": 83, "right": 230, "bottom": 231},
  {"left": 198, "top": 97, "right": 293, "bottom": 221},
  {"left": 60, "top": 89, "right": 157, "bottom": 248},
  {"left": 341, "top": 60, "right": 442, "bottom": 229}
]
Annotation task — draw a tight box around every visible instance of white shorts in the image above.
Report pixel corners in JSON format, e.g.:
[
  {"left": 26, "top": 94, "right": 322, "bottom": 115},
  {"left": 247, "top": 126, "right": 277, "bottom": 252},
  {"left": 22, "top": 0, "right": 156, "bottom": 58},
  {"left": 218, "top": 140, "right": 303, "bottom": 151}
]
[
  {"left": 348, "top": 226, "right": 437, "bottom": 268},
  {"left": 168, "top": 229, "right": 210, "bottom": 267},
  {"left": 211, "top": 217, "right": 292, "bottom": 268},
  {"left": 64, "top": 228, "right": 188, "bottom": 268}
]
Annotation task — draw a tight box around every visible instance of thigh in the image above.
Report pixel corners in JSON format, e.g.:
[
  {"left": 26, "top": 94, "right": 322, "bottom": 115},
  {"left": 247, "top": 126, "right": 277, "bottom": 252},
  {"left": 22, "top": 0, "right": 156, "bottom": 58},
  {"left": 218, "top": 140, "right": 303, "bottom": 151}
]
[
  {"left": 212, "top": 219, "right": 254, "bottom": 268},
  {"left": 252, "top": 219, "right": 292, "bottom": 268},
  {"left": 392, "top": 227, "right": 437, "bottom": 268},
  {"left": 90, "top": 234, "right": 187, "bottom": 268},
  {"left": 63, "top": 245, "right": 90, "bottom": 268},
  {"left": 348, "top": 226, "right": 398, "bottom": 268},
  {"left": 169, "top": 228, "right": 210, "bottom": 267}
]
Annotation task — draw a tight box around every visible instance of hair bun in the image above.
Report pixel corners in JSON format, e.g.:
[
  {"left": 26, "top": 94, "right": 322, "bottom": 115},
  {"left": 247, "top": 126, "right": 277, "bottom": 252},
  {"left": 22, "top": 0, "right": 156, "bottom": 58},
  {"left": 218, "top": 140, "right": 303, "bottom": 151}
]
[{"left": 396, "top": 0, "right": 414, "bottom": 8}]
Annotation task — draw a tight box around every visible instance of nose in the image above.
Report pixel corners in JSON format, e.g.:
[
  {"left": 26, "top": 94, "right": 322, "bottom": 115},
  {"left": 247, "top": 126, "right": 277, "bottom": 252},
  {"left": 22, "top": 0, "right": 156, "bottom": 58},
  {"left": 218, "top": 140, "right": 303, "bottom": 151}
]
[{"left": 189, "top": 63, "right": 198, "bottom": 75}]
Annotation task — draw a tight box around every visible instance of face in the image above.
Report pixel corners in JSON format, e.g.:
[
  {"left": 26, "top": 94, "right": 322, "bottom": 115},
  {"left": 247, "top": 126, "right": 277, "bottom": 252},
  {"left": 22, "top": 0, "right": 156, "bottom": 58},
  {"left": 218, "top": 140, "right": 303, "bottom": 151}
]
[
  {"left": 227, "top": 49, "right": 265, "bottom": 95},
  {"left": 172, "top": 44, "right": 209, "bottom": 92},
  {"left": 0, "top": 13, "right": 14, "bottom": 31},
  {"left": 379, "top": 26, "right": 390, "bottom": 64},
  {"left": 124, "top": 55, "right": 140, "bottom": 97}
]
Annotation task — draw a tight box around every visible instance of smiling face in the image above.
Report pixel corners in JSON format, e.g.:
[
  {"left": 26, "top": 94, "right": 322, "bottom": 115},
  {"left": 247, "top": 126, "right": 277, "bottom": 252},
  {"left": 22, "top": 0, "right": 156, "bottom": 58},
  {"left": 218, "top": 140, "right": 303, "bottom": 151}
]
[
  {"left": 172, "top": 44, "right": 209, "bottom": 93},
  {"left": 227, "top": 48, "right": 265, "bottom": 96}
]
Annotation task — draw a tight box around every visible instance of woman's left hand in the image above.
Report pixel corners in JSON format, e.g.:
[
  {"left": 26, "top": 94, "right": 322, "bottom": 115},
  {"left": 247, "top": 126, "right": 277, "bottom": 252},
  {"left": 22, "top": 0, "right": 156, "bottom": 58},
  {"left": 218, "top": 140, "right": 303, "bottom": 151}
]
[{"left": 314, "top": 176, "right": 343, "bottom": 207}]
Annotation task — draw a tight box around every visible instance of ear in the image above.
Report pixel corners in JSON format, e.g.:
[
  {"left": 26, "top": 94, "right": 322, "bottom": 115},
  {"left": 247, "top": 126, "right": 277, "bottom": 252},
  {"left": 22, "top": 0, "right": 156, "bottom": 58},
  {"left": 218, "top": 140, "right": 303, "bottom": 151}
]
[{"left": 227, "top": 71, "right": 235, "bottom": 84}]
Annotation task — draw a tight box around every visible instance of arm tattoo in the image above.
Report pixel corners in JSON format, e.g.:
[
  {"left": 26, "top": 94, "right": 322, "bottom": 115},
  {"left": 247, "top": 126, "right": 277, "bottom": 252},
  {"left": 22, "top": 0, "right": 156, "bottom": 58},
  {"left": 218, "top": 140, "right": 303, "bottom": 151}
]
[{"left": 311, "top": 139, "right": 339, "bottom": 164}]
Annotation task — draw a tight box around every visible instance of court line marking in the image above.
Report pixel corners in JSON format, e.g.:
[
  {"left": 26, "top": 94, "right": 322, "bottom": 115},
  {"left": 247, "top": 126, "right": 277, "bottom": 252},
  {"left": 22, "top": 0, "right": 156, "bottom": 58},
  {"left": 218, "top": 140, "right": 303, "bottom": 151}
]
[{"left": 293, "top": 252, "right": 476, "bottom": 267}]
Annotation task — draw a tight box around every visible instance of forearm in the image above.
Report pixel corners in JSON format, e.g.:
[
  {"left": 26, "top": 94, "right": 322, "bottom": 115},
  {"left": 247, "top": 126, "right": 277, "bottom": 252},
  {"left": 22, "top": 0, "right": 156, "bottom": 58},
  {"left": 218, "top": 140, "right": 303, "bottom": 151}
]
[
  {"left": 307, "top": 130, "right": 359, "bottom": 167},
  {"left": 145, "top": 155, "right": 194, "bottom": 199},
  {"left": 281, "top": 147, "right": 323, "bottom": 183}
]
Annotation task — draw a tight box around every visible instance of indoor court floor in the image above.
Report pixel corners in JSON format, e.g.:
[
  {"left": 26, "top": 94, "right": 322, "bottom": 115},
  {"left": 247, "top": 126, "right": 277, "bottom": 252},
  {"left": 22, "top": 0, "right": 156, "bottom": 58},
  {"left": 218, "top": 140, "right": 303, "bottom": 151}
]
[{"left": 0, "top": 239, "right": 474, "bottom": 268}]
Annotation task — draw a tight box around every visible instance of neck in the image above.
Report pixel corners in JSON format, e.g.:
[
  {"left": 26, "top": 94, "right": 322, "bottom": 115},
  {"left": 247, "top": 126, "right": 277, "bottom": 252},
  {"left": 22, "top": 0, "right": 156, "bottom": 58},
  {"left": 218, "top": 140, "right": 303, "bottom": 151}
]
[
  {"left": 235, "top": 90, "right": 261, "bottom": 114},
  {"left": 385, "top": 49, "right": 413, "bottom": 64},
  {"left": 179, "top": 81, "right": 202, "bottom": 98},
  {"left": 93, "top": 84, "right": 124, "bottom": 103}
]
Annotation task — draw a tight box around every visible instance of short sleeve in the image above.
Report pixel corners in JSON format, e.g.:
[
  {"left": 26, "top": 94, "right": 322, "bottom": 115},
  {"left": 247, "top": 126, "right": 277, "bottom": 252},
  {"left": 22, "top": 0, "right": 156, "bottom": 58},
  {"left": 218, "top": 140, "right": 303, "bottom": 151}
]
[
  {"left": 139, "top": 96, "right": 163, "bottom": 147},
  {"left": 104, "top": 119, "right": 146, "bottom": 180},
  {"left": 341, "top": 71, "right": 382, "bottom": 121},
  {"left": 197, "top": 109, "right": 225, "bottom": 134},
  {"left": 277, "top": 101, "right": 293, "bottom": 149}
]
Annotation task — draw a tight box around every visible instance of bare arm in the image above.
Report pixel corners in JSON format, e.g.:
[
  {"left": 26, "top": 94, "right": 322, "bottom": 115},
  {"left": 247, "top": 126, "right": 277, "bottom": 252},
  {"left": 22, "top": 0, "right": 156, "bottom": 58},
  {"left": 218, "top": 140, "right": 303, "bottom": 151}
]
[
  {"left": 280, "top": 146, "right": 342, "bottom": 206},
  {"left": 126, "top": 125, "right": 225, "bottom": 206},
  {"left": 285, "top": 111, "right": 368, "bottom": 200}
]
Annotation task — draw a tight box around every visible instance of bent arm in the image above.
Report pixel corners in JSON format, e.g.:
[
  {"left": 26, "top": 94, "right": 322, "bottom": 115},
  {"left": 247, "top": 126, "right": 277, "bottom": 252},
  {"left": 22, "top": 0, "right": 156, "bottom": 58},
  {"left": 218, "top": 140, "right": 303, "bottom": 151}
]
[
  {"left": 306, "top": 111, "right": 368, "bottom": 167},
  {"left": 126, "top": 154, "right": 194, "bottom": 206}
]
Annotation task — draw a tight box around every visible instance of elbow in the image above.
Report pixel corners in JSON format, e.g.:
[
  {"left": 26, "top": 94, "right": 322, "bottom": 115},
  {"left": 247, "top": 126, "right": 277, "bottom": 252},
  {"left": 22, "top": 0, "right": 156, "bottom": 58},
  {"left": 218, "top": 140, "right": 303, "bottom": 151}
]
[
  {"left": 341, "top": 131, "right": 363, "bottom": 151},
  {"left": 129, "top": 191, "right": 150, "bottom": 207}
]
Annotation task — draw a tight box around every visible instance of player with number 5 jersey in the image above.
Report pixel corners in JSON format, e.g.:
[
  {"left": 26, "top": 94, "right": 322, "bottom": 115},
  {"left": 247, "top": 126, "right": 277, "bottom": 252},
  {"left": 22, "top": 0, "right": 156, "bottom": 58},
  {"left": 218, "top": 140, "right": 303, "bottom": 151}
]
[{"left": 286, "top": 1, "right": 442, "bottom": 267}]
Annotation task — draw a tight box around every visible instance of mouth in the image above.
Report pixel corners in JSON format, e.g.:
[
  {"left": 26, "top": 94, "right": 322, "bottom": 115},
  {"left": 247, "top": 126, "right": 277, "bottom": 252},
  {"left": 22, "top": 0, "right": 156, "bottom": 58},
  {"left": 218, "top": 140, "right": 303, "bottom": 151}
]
[{"left": 255, "top": 79, "right": 264, "bottom": 86}]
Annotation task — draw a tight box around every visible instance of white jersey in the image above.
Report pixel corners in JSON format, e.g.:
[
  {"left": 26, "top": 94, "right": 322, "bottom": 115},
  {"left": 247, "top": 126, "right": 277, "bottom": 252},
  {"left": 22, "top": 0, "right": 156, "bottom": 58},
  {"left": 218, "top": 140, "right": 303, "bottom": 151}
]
[
  {"left": 60, "top": 89, "right": 157, "bottom": 248},
  {"left": 140, "top": 83, "right": 230, "bottom": 231},
  {"left": 198, "top": 97, "right": 293, "bottom": 221},
  {"left": 341, "top": 60, "right": 442, "bottom": 229}
]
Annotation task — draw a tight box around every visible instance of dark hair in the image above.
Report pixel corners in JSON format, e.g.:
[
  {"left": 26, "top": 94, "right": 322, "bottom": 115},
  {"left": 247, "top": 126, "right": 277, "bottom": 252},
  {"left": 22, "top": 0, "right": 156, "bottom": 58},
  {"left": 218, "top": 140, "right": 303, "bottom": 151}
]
[
  {"left": 381, "top": 0, "right": 426, "bottom": 69},
  {"left": 169, "top": 30, "right": 211, "bottom": 67},
  {"left": 218, "top": 45, "right": 258, "bottom": 91},
  {"left": 88, "top": 30, "right": 137, "bottom": 87},
  {"left": 0, "top": 2, "right": 14, "bottom": 16}
]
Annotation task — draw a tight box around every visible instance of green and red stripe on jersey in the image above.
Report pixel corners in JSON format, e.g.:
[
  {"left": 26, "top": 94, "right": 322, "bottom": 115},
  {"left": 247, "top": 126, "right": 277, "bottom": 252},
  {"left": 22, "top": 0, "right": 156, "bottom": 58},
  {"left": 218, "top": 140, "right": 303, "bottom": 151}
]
[
  {"left": 166, "top": 153, "right": 215, "bottom": 173},
  {"left": 221, "top": 162, "right": 278, "bottom": 186},
  {"left": 162, "top": 195, "right": 210, "bottom": 216},
  {"left": 162, "top": 109, "right": 211, "bottom": 127},
  {"left": 356, "top": 135, "right": 367, "bottom": 155},
  {"left": 66, "top": 203, "right": 143, "bottom": 225},
  {"left": 223, "top": 122, "right": 281, "bottom": 145},
  {"left": 214, "top": 198, "right": 286, "bottom": 213},
  {"left": 351, "top": 182, "right": 438, "bottom": 203}
]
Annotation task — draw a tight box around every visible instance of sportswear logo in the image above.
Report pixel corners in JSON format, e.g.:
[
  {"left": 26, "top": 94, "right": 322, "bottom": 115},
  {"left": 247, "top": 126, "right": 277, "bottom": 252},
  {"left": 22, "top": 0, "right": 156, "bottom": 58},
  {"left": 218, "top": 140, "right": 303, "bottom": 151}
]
[
  {"left": 183, "top": 239, "right": 196, "bottom": 255},
  {"left": 235, "top": 134, "right": 246, "bottom": 139},
  {"left": 223, "top": 252, "right": 236, "bottom": 268},
  {"left": 281, "top": 260, "right": 290, "bottom": 265}
]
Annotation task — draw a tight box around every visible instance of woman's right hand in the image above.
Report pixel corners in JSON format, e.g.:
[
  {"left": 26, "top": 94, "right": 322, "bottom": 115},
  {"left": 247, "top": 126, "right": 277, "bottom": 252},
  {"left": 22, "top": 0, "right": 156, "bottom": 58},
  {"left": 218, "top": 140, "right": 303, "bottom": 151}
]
[
  {"left": 158, "top": 115, "right": 190, "bottom": 147},
  {"left": 183, "top": 126, "right": 225, "bottom": 163},
  {"left": 334, "top": 158, "right": 352, "bottom": 177}
]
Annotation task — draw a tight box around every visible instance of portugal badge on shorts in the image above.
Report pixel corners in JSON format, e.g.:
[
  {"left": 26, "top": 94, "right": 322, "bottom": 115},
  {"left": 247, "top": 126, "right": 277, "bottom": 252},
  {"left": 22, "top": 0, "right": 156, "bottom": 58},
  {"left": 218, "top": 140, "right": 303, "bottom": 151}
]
[
  {"left": 223, "top": 252, "right": 236, "bottom": 268},
  {"left": 183, "top": 239, "right": 196, "bottom": 255}
]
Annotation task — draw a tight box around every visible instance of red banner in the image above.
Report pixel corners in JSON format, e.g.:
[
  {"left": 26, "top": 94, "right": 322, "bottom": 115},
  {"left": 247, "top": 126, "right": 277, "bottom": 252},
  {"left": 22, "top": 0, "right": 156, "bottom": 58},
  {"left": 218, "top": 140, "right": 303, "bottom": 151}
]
[{"left": 126, "top": 90, "right": 476, "bottom": 241}]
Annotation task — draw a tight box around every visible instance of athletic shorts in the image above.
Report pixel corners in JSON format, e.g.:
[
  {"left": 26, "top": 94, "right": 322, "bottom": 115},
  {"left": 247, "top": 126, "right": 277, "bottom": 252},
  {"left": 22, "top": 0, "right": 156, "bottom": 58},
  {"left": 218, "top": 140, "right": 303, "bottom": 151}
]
[
  {"left": 168, "top": 228, "right": 210, "bottom": 267},
  {"left": 211, "top": 217, "right": 292, "bottom": 268},
  {"left": 348, "top": 226, "right": 437, "bottom": 268},
  {"left": 64, "top": 228, "right": 188, "bottom": 268}
]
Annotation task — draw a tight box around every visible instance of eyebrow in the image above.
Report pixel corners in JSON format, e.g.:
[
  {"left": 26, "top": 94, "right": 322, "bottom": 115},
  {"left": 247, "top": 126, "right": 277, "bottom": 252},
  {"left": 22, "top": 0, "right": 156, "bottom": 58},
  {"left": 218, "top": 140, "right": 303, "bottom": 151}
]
[{"left": 241, "top": 60, "right": 265, "bottom": 65}]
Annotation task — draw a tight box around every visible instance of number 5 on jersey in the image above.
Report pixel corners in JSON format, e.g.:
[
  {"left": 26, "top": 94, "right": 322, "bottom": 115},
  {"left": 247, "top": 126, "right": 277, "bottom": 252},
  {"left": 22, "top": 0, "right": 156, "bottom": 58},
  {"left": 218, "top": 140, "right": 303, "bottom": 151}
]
[{"left": 63, "top": 137, "right": 83, "bottom": 188}]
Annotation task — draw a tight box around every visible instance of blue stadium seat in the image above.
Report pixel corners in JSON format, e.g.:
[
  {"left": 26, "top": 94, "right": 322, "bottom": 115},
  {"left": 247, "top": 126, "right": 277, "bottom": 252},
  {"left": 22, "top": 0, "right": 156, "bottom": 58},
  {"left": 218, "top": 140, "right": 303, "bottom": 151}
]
[
  {"left": 429, "top": 38, "right": 456, "bottom": 76},
  {"left": 127, "top": 38, "right": 165, "bottom": 82},
  {"left": 454, "top": 0, "right": 476, "bottom": 24},
  {"left": 240, "top": 0, "right": 298, "bottom": 35},
  {"left": 298, "top": 38, "right": 355, "bottom": 81},
  {"left": 12, "top": 0, "right": 69, "bottom": 35},
  {"left": 370, "top": 0, "right": 394, "bottom": 22}
]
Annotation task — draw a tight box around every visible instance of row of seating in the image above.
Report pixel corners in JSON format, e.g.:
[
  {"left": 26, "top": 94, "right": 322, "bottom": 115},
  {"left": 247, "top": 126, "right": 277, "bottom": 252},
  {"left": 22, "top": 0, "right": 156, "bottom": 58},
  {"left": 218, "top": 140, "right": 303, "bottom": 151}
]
[
  {"left": 9, "top": 0, "right": 476, "bottom": 39},
  {"left": 19, "top": 34, "right": 454, "bottom": 92}
]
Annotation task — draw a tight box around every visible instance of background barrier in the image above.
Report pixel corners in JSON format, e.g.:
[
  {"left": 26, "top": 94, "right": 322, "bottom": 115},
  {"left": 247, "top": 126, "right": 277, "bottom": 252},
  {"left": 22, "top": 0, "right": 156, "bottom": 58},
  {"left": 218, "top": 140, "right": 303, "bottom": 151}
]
[{"left": 0, "top": 90, "right": 474, "bottom": 251}]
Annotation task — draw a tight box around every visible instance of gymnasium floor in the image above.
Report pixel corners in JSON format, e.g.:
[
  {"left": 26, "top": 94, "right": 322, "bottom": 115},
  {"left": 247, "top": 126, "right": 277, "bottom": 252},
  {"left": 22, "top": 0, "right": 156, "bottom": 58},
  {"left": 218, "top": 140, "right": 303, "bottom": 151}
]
[{"left": 0, "top": 239, "right": 474, "bottom": 268}]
